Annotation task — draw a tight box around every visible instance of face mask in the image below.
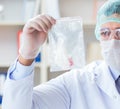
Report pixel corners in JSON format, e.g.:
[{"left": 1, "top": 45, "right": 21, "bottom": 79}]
[{"left": 100, "top": 39, "right": 120, "bottom": 72}]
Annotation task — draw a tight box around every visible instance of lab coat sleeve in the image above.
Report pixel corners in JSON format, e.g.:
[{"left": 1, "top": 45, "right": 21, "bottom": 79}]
[
  {"left": 2, "top": 60, "right": 34, "bottom": 109},
  {"left": 10, "top": 60, "right": 34, "bottom": 80},
  {"left": 2, "top": 60, "right": 70, "bottom": 109}
]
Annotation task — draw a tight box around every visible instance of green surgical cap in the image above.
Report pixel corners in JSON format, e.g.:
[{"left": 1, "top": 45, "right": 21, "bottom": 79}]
[{"left": 95, "top": 0, "right": 120, "bottom": 40}]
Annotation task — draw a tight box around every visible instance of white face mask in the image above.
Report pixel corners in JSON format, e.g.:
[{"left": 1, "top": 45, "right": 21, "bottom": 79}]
[{"left": 100, "top": 39, "right": 120, "bottom": 72}]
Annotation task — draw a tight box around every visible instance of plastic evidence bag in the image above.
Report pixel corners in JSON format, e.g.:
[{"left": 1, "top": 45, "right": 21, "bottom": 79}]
[{"left": 48, "top": 17, "right": 85, "bottom": 72}]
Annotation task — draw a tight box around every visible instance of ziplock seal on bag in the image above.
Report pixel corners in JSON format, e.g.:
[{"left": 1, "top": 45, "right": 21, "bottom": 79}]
[{"left": 48, "top": 17, "right": 85, "bottom": 72}]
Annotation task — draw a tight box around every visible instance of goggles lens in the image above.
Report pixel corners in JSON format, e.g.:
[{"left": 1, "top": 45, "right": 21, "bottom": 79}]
[{"left": 100, "top": 28, "right": 120, "bottom": 40}]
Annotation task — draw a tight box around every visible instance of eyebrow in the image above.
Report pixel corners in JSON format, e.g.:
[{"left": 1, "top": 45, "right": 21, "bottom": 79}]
[{"left": 115, "top": 27, "right": 120, "bottom": 29}]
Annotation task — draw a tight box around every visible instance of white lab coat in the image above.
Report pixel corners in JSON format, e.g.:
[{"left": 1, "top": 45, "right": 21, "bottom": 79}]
[{"left": 2, "top": 61, "right": 120, "bottom": 109}]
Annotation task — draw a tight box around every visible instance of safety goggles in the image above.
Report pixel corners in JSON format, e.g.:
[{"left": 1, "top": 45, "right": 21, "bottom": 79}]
[{"left": 99, "top": 28, "right": 120, "bottom": 40}]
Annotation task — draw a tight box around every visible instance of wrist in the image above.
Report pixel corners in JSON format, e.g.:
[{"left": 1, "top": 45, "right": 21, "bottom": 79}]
[{"left": 18, "top": 55, "right": 34, "bottom": 66}]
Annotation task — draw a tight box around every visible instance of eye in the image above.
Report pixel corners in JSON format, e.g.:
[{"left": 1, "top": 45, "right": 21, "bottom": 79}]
[
  {"left": 100, "top": 31, "right": 111, "bottom": 37},
  {"left": 116, "top": 30, "right": 120, "bottom": 38}
]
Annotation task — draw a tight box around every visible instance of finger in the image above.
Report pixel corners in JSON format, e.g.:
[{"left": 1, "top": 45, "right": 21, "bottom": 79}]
[
  {"left": 25, "top": 14, "right": 56, "bottom": 33},
  {"left": 35, "top": 14, "right": 56, "bottom": 31},
  {"left": 27, "top": 21, "right": 44, "bottom": 32},
  {"left": 33, "top": 19, "right": 48, "bottom": 32},
  {"left": 34, "top": 17, "right": 50, "bottom": 32},
  {"left": 45, "top": 14, "right": 56, "bottom": 25},
  {"left": 39, "top": 15, "right": 53, "bottom": 29}
]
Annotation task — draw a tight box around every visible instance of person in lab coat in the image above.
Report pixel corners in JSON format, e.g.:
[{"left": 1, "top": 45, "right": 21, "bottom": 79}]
[{"left": 2, "top": 0, "right": 120, "bottom": 109}]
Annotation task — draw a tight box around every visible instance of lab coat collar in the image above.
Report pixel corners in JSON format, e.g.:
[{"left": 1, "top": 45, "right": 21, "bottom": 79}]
[{"left": 94, "top": 62, "right": 120, "bottom": 100}]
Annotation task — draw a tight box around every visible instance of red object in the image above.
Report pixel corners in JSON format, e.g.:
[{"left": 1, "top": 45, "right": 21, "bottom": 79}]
[
  {"left": 17, "top": 30, "right": 23, "bottom": 54},
  {"left": 69, "top": 57, "right": 74, "bottom": 66}
]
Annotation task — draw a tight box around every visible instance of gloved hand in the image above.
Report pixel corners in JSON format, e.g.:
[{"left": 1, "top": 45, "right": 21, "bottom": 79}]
[{"left": 19, "top": 14, "right": 56, "bottom": 59}]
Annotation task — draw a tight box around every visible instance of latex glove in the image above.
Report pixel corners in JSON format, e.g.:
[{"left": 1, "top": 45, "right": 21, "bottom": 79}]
[{"left": 19, "top": 14, "right": 56, "bottom": 59}]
